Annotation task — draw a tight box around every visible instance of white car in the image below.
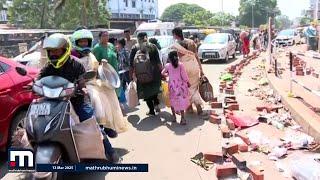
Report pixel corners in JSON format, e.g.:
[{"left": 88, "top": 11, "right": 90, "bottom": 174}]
[
  {"left": 198, "top": 33, "right": 237, "bottom": 62},
  {"left": 275, "top": 29, "right": 301, "bottom": 46}
]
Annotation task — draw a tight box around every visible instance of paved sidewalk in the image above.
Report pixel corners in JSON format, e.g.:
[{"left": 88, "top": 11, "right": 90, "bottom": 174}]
[{"left": 263, "top": 49, "right": 320, "bottom": 142}]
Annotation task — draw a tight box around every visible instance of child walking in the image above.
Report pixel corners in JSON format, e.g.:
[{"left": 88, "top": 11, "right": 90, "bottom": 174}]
[{"left": 162, "top": 51, "right": 190, "bottom": 125}]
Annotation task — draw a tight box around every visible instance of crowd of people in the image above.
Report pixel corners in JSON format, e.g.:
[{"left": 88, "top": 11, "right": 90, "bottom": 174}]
[{"left": 35, "top": 26, "right": 208, "bottom": 163}]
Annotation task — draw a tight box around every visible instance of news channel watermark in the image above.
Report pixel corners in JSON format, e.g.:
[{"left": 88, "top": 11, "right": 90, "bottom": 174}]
[{"left": 8, "top": 149, "right": 148, "bottom": 173}]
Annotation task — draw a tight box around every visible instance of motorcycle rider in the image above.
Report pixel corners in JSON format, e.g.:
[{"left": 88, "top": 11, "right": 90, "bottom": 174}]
[
  {"left": 38, "top": 33, "right": 119, "bottom": 162},
  {"left": 71, "top": 28, "right": 128, "bottom": 136}
]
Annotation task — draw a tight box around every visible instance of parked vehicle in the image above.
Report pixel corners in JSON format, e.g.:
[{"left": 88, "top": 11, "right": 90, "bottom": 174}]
[
  {"left": 275, "top": 29, "right": 301, "bottom": 46},
  {"left": 134, "top": 22, "right": 175, "bottom": 37},
  {"left": 0, "top": 56, "right": 38, "bottom": 151},
  {"left": 154, "top": 36, "right": 175, "bottom": 65},
  {"left": 198, "top": 33, "right": 237, "bottom": 63}
]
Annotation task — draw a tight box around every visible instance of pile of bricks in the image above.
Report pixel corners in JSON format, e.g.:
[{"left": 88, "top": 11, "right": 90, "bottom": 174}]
[
  {"left": 292, "top": 55, "right": 320, "bottom": 78},
  {"left": 204, "top": 55, "right": 266, "bottom": 179}
]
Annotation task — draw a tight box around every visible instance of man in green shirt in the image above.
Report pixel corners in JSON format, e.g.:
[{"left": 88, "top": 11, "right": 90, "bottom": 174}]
[
  {"left": 92, "top": 31, "right": 118, "bottom": 71},
  {"left": 93, "top": 31, "right": 120, "bottom": 96}
]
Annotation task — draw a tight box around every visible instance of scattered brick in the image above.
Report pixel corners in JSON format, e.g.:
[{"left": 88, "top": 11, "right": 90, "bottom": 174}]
[
  {"left": 222, "top": 143, "right": 238, "bottom": 155},
  {"left": 211, "top": 102, "right": 223, "bottom": 108},
  {"left": 239, "top": 144, "right": 249, "bottom": 152},
  {"left": 228, "top": 103, "right": 239, "bottom": 111},
  {"left": 209, "top": 115, "right": 221, "bottom": 124},
  {"left": 216, "top": 164, "right": 237, "bottom": 178},
  {"left": 235, "top": 132, "right": 251, "bottom": 145},
  {"left": 225, "top": 95, "right": 236, "bottom": 100},
  {"left": 232, "top": 153, "right": 246, "bottom": 170},
  {"left": 221, "top": 125, "right": 231, "bottom": 138},
  {"left": 203, "top": 152, "right": 223, "bottom": 163},
  {"left": 226, "top": 118, "right": 235, "bottom": 130},
  {"left": 211, "top": 97, "right": 218, "bottom": 102},
  {"left": 225, "top": 98, "right": 238, "bottom": 105},
  {"left": 296, "top": 70, "right": 305, "bottom": 76},
  {"left": 247, "top": 166, "right": 264, "bottom": 180},
  {"left": 219, "top": 87, "right": 224, "bottom": 93},
  {"left": 225, "top": 88, "right": 235, "bottom": 95},
  {"left": 223, "top": 109, "right": 233, "bottom": 116}
]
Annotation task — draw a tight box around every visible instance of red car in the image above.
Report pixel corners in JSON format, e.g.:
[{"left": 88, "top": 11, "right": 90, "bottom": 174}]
[{"left": 0, "top": 56, "right": 38, "bottom": 151}]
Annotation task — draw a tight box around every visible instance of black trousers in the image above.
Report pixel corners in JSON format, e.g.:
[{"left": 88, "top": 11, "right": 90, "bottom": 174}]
[{"left": 145, "top": 95, "right": 159, "bottom": 113}]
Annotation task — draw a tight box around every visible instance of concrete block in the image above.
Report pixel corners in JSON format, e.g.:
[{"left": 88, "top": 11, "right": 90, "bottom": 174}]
[
  {"left": 211, "top": 102, "right": 223, "bottom": 109},
  {"left": 203, "top": 152, "right": 223, "bottom": 163},
  {"left": 247, "top": 166, "right": 264, "bottom": 180},
  {"left": 209, "top": 115, "right": 221, "bottom": 124},
  {"left": 226, "top": 118, "right": 235, "bottom": 130}
]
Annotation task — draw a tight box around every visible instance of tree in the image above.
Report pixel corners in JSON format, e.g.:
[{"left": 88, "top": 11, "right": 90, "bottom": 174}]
[
  {"left": 299, "top": 17, "right": 312, "bottom": 26},
  {"left": 209, "top": 12, "right": 235, "bottom": 26},
  {"left": 183, "top": 10, "right": 213, "bottom": 26},
  {"left": 8, "top": 0, "right": 53, "bottom": 28},
  {"left": 161, "top": 3, "right": 205, "bottom": 22},
  {"left": 238, "top": 0, "right": 280, "bottom": 27},
  {"left": 8, "top": 0, "right": 109, "bottom": 29},
  {"left": 275, "top": 15, "right": 292, "bottom": 30}
]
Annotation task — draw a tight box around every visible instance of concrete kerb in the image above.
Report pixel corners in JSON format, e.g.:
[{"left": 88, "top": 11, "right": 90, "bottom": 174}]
[{"left": 264, "top": 62, "right": 320, "bottom": 143}]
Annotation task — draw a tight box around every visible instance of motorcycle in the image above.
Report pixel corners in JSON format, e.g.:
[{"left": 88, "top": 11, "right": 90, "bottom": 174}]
[{"left": 24, "top": 71, "right": 105, "bottom": 179}]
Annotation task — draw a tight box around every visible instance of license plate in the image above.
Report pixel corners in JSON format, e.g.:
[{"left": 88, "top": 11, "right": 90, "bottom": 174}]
[{"left": 29, "top": 103, "right": 51, "bottom": 116}]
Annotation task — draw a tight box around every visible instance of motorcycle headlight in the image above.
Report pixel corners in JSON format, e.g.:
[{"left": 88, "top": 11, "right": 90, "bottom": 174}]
[{"left": 43, "top": 86, "right": 63, "bottom": 98}]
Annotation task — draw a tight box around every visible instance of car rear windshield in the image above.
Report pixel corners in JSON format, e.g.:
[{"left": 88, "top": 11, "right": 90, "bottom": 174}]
[{"left": 204, "top": 34, "right": 227, "bottom": 44}]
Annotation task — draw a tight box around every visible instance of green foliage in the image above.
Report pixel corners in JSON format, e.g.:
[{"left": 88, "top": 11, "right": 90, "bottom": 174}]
[
  {"left": 8, "top": 0, "right": 110, "bottom": 29},
  {"left": 161, "top": 3, "right": 205, "bottom": 22},
  {"left": 238, "top": 0, "right": 280, "bottom": 27},
  {"left": 299, "top": 17, "right": 312, "bottom": 26},
  {"left": 275, "top": 15, "right": 292, "bottom": 30}
]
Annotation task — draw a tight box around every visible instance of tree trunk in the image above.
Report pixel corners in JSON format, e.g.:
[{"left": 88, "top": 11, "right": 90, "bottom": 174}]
[
  {"left": 82, "top": 0, "right": 88, "bottom": 27},
  {"left": 40, "top": 1, "right": 46, "bottom": 28}
]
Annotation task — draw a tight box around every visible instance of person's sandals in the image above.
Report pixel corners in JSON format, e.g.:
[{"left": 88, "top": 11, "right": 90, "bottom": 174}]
[
  {"left": 171, "top": 115, "right": 177, "bottom": 123},
  {"left": 180, "top": 118, "right": 187, "bottom": 125},
  {"left": 146, "top": 111, "right": 156, "bottom": 116},
  {"left": 155, "top": 105, "right": 161, "bottom": 113}
]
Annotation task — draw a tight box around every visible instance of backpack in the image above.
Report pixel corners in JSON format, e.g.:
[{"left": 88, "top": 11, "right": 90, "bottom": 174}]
[{"left": 133, "top": 45, "right": 154, "bottom": 84}]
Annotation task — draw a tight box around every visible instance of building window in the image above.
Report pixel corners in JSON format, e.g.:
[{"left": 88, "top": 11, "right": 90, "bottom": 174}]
[
  {"left": 124, "top": 0, "right": 128, "bottom": 7},
  {"left": 132, "top": 0, "right": 136, "bottom": 8}
]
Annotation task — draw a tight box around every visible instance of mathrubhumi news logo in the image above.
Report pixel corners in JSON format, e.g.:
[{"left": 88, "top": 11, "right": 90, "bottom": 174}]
[{"left": 8, "top": 149, "right": 35, "bottom": 172}]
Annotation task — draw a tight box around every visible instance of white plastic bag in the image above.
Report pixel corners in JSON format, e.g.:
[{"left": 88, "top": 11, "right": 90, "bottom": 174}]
[
  {"left": 126, "top": 81, "right": 139, "bottom": 108},
  {"left": 290, "top": 157, "right": 320, "bottom": 180}
]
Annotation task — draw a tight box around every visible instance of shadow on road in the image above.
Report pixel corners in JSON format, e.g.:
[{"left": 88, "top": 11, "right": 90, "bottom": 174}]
[
  {"left": 165, "top": 113, "right": 205, "bottom": 136},
  {"left": 202, "top": 57, "right": 240, "bottom": 65},
  {"left": 0, "top": 152, "right": 8, "bottom": 179},
  {"left": 127, "top": 112, "right": 204, "bottom": 135}
]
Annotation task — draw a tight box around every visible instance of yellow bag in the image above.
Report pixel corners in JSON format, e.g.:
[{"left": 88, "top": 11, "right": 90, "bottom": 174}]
[{"left": 161, "top": 81, "right": 171, "bottom": 107}]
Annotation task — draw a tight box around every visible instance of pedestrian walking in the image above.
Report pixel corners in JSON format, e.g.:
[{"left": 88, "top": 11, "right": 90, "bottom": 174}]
[
  {"left": 129, "top": 32, "right": 162, "bottom": 116},
  {"left": 240, "top": 31, "right": 250, "bottom": 58},
  {"left": 124, "top": 29, "right": 137, "bottom": 52},
  {"left": 172, "top": 27, "right": 205, "bottom": 116},
  {"left": 116, "top": 38, "right": 131, "bottom": 91},
  {"left": 304, "top": 21, "right": 318, "bottom": 51},
  {"left": 161, "top": 51, "right": 190, "bottom": 125},
  {"left": 93, "top": 31, "right": 121, "bottom": 96}
]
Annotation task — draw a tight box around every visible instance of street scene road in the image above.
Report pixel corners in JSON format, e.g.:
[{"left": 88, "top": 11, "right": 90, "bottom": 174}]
[{"left": 1, "top": 0, "right": 320, "bottom": 180}]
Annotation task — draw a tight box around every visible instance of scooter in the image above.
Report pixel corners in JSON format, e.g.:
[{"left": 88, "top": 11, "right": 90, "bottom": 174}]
[{"left": 24, "top": 71, "right": 103, "bottom": 179}]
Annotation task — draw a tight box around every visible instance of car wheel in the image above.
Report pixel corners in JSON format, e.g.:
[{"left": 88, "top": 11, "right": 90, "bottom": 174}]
[
  {"left": 224, "top": 53, "right": 229, "bottom": 63},
  {"left": 232, "top": 52, "right": 236, "bottom": 59},
  {"left": 7, "top": 110, "right": 27, "bottom": 150},
  {"left": 200, "top": 58, "right": 204, "bottom": 63}
]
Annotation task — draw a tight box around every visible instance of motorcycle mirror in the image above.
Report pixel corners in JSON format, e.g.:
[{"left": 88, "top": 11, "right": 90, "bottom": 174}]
[
  {"left": 16, "top": 67, "right": 27, "bottom": 76},
  {"left": 82, "top": 70, "right": 96, "bottom": 80}
]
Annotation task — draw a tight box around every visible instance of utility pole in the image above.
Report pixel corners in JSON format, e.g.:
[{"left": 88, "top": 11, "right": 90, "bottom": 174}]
[
  {"left": 221, "top": 0, "right": 224, "bottom": 12},
  {"left": 315, "top": 0, "right": 319, "bottom": 21}
]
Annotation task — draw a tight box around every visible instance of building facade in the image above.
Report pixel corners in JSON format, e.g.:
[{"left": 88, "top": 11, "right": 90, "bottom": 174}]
[
  {"left": 107, "top": 0, "right": 158, "bottom": 20},
  {"left": 307, "top": 0, "right": 320, "bottom": 20}
]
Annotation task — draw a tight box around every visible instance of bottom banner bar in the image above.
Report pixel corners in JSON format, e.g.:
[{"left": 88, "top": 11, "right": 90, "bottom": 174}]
[{"left": 37, "top": 164, "right": 148, "bottom": 172}]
